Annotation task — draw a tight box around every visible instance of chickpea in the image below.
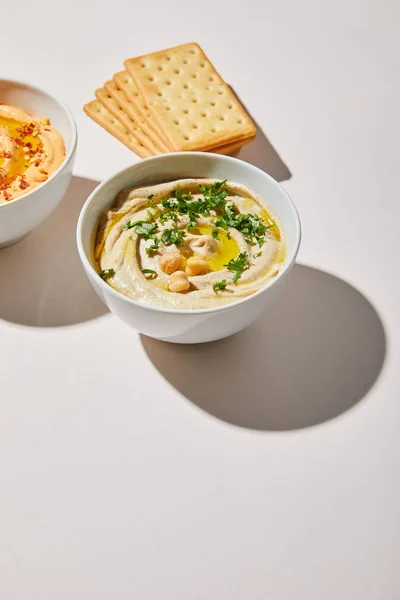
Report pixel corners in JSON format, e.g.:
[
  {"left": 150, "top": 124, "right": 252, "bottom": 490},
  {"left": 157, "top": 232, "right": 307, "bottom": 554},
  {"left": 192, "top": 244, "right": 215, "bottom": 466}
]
[
  {"left": 185, "top": 256, "right": 209, "bottom": 277},
  {"left": 159, "top": 252, "right": 183, "bottom": 275},
  {"left": 168, "top": 270, "right": 190, "bottom": 293}
]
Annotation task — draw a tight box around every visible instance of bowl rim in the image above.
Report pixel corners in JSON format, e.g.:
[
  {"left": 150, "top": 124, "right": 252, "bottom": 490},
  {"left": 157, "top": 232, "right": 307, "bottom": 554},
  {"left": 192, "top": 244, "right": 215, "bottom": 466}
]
[
  {"left": 0, "top": 77, "right": 78, "bottom": 210},
  {"left": 77, "top": 152, "right": 301, "bottom": 315}
]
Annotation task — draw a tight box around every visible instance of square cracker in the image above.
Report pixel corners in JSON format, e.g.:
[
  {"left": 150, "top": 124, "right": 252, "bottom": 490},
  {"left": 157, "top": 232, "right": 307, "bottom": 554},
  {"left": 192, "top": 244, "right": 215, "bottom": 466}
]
[
  {"left": 104, "top": 79, "right": 170, "bottom": 153},
  {"left": 113, "top": 71, "right": 171, "bottom": 149},
  {"left": 95, "top": 86, "right": 162, "bottom": 154},
  {"left": 124, "top": 42, "right": 256, "bottom": 152},
  {"left": 83, "top": 100, "right": 152, "bottom": 158},
  {"left": 84, "top": 99, "right": 251, "bottom": 158}
]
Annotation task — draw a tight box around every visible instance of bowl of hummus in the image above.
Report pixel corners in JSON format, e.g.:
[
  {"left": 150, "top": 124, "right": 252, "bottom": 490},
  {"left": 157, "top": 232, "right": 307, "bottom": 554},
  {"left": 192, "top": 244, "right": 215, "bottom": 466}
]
[
  {"left": 0, "top": 79, "right": 77, "bottom": 247},
  {"left": 77, "top": 153, "right": 301, "bottom": 343}
]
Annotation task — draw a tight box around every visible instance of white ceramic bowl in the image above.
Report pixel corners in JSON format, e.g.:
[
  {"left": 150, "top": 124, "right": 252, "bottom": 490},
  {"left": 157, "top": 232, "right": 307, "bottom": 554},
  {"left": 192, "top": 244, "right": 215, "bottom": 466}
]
[
  {"left": 77, "top": 153, "right": 301, "bottom": 344},
  {"left": 0, "top": 79, "right": 77, "bottom": 247}
]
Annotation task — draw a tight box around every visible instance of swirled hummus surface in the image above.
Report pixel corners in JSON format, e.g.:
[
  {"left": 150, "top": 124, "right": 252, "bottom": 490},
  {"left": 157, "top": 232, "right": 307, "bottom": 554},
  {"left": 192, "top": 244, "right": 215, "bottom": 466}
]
[
  {"left": 0, "top": 105, "right": 65, "bottom": 203},
  {"left": 95, "top": 179, "right": 286, "bottom": 310}
]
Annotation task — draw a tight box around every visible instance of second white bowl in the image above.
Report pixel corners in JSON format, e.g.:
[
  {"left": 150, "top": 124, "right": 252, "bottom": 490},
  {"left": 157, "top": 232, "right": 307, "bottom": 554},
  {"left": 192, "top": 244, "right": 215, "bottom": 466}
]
[{"left": 0, "top": 79, "right": 77, "bottom": 247}]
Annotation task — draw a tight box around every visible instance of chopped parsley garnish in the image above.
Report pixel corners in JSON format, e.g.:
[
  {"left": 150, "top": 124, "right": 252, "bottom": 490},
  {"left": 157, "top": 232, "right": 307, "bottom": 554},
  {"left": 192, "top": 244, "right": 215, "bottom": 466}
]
[
  {"left": 124, "top": 220, "right": 159, "bottom": 238},
  {"left": 213, "top": 279, "right": 227, "bottom": 294},
  {"left": 99, "top": 268, "right": 115, "bottom": 280},
  {"left": 211, "top": 226, "right": 219, "bottom": 239},
  {"left": 159, "top": 189, "right": 194, "bottom": 222},
  {"left": 148, "top": 196, "right": 158, "bottom": 209},
  {"left": 225, "top": 252, "right": 249, "bottom": 284},
  {"left": 134, "top": 222, "right": 158, "bottom": 237},
  {"left": 124, "top": 220, "right": 160, "bottom": 255},
  {"left": 187, "top": 213, "right": 197, "bottom": 230},
  {"left": 172, "top": 188, "right": 193, "bottom": 202},
  {"left": 145, "top": 236, "right": 160, "bottom": 254},
  {"left": 215, "top": 205, "right": 272, "bottom": 246},
  {"left": 125, "top": 182, "right": 275, "bottom": 264},
  {"left": 157, "top": 181, "right": 230, "bottom": 227},
  {"left": 123, "top": 219, "right": 143, "bottom": 230},
  {"left": 199, "top": 180, "right": 229, "bottom": 209},
  {"left": 141, "top": 268, "right": 157, "bottom": 278},
  {"left": 161, "top": 228, "right": 186, "bottom": 246}
]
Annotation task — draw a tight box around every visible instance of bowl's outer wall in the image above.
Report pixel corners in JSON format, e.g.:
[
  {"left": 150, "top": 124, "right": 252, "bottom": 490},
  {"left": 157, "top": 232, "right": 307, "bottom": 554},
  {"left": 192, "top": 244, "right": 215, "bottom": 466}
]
[
  {"left": 78, "top": 153, "right": 300, "bottom": 343},
  {"left": 0, "top": 159, "right": 75, "bottom": 247},
  {"left": 85, "top": 263, "right": 292, "bottom": 343},
  {"left": 0, "top": 80, "right": 76, "bottom": 246}
]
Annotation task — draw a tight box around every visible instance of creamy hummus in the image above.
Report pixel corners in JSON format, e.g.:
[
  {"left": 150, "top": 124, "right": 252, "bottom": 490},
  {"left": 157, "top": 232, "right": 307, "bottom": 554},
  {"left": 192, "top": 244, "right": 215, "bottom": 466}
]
[
  {"left": 95, "top": 179, "right": 285, "bottom": 310},
  {"left": 0, "top": 105, "right": 66, "bottom": 203}
]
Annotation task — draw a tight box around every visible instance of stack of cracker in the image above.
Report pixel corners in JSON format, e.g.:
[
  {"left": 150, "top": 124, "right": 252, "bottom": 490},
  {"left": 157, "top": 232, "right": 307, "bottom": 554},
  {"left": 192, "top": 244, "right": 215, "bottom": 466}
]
[{"left": 84, "top": 42, "right": 256, "bottom": 158}]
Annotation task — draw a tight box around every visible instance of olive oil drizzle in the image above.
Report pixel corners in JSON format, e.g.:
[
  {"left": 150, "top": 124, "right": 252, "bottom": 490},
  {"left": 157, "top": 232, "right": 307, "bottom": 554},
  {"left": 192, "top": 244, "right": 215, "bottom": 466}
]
[
  {"left": 0, "top": 116, "right": 42, "bottom": 190},
  {"left": 95, "top": 182, "right": 283, "bottom": 281}
]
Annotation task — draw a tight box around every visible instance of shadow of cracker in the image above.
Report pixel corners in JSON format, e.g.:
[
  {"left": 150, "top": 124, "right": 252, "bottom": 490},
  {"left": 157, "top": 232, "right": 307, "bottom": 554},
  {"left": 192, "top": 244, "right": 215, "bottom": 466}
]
[{"left": 229, "top": 86, "right": 292, "bottom": 182}]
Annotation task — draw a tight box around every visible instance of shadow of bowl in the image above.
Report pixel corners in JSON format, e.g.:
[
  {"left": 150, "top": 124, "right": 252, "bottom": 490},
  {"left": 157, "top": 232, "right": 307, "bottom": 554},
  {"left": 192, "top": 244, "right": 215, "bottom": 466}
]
[
  {"left": 141, "top": 264, "right": 386, "bottom": 431},
  {"left": 0, "top": 175, "right": 109, "bottom": 327}
]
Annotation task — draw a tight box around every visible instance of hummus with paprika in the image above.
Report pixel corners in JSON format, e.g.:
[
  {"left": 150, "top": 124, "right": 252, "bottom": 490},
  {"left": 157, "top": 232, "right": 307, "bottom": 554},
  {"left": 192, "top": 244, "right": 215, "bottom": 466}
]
[{"left": 0, "top": 105, "right": 65, "bottom": 203}]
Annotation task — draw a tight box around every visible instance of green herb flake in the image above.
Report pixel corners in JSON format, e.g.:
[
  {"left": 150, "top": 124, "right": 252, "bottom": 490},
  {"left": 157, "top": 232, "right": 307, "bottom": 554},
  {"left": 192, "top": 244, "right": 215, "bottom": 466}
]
[
  {"left": 225, "top": 252, "right": 249, "bottom": 284},
  {"left": 214, "top": 203, "right": 274, "bottom": 246},
  {"left": 157, "top": 181, "right": 230, "bottom": 224},
  {"left": 199, "top": 180, "right": 229, "bottom": 210},
  {"left": 124, "top": 220, "right": 159, "bottom": 238},
  {"left": 213, "top": 279, "right": 227, "bottom": 294},
  {"left": 141, "top": 268, "right": 157, "bottom": 278},
  {"left": 135, "top": 222, "right": 158, "bottom": 237},
  {"left": 161, "top": 228, "right": 186, "bottom": 246},
  {"left": 145, "top": 235, "right": 160, "bottom": 254},
  {"left": 171, "top": 188, "right": 193, "bottom": 202},
  {"left": 211, "top": 226, "right": 219, "bottom": 239},
  {"left": 99, "top": 268, "right": 115, "bottom": 280},
  {"left": 124, "top": 181, "right": 275, "bottom": 264},
  {"left": 187, "top": 214, "right": 197, "bottom": 230},
  {"left": 123, "top": 219, "right": 144, "bottom": 231}
]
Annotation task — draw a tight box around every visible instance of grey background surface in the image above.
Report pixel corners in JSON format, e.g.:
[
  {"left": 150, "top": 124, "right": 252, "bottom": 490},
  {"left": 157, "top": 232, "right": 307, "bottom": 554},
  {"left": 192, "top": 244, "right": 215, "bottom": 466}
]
[{"left": 1, "top": 1, "right": 399, "bottom": 598}]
